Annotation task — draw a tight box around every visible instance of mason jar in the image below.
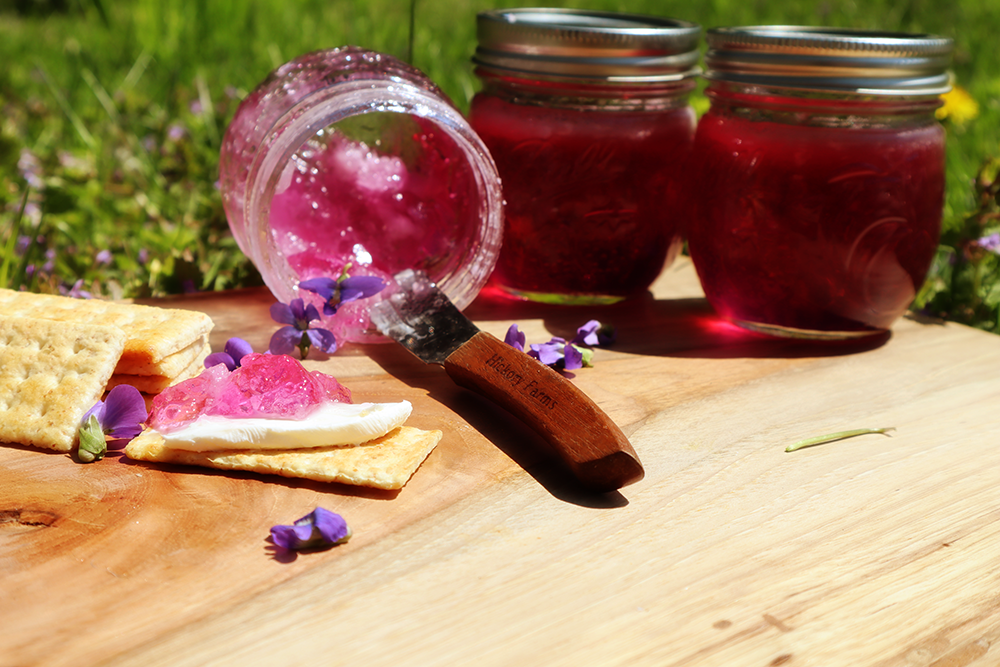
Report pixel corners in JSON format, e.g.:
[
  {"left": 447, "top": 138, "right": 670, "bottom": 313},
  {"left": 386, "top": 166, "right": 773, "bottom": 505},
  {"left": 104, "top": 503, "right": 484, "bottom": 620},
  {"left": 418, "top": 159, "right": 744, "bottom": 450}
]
[
  {"left": 688, "top": 26, "right": 954, "bottom": 339},
  {"left": 469, "top": 8, "right": 701, "bottom": 304},
  {"left": 219, "top": 46, "right": 503, "bottom": 343}
]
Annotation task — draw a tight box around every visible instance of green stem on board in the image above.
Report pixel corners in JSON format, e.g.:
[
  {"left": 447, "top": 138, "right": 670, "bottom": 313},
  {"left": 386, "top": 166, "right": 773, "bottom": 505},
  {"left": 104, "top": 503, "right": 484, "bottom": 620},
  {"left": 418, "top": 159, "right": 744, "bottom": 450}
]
[{"left": 785, "top": 427, "right": 896, "bottom": 453}]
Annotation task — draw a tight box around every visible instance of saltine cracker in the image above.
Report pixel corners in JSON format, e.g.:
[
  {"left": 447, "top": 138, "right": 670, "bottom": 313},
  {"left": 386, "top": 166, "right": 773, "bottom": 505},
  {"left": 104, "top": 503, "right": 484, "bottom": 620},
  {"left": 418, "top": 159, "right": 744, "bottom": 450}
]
[
  {"left": 125, "top": 426, "right": 443, "bottom": 490},
  {"left": 0, "top": 288, "right": 213, "bottom": 368},
  {"left": 0, "top": 316, "right": 126, "bottom": 452}
]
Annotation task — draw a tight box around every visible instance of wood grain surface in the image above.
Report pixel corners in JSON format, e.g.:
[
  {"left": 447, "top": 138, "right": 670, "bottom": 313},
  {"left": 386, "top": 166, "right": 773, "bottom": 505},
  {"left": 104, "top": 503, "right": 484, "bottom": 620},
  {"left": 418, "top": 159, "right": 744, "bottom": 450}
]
[{"left": 2, "top": 258, "right": 999, "bottom": 667}]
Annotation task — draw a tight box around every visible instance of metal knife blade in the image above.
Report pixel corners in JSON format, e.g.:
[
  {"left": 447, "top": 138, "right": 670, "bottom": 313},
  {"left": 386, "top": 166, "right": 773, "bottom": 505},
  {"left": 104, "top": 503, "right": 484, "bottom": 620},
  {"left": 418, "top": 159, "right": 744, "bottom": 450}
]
[{"left": 370, "top": 269, "right": 644, "bottom": 492}]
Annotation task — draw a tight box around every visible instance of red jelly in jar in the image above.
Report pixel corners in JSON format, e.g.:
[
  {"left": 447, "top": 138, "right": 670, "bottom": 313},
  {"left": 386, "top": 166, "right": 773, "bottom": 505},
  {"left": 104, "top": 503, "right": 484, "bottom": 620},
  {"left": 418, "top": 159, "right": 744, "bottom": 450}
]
[
  {"left": 687, "top": 27, "right": 954, "bottom": 339},
  {"left": 219, "top": 47, "right": 503, "bottom": 343},
  {"left": 469, "top": 9, "right": 701, "bottom": 304}
]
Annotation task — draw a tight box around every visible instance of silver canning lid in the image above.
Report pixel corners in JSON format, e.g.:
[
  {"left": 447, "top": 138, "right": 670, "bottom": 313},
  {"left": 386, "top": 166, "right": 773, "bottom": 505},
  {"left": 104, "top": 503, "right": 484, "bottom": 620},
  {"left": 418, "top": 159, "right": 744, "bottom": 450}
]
[
  {"left": 473, "top": 8, "right": 701, "bottom": 83},
  {"left": 705, "top": 26, "right": 954, "bottom": 96}
]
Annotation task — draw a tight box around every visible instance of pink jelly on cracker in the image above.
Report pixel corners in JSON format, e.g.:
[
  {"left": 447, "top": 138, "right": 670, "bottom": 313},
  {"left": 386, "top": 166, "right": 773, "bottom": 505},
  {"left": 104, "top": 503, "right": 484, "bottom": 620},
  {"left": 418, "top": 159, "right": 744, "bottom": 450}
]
[{"left": 149, "top": 353, "right": 352, "bottom": 433}]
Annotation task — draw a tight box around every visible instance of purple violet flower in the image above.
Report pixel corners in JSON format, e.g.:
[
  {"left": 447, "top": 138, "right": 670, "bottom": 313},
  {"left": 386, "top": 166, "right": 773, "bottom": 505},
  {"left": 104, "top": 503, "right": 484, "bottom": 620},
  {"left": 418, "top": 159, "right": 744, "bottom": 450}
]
[
  {"left": 529, "top": 337, "right": 587, "bottom": 371},
  {"left": 205, "top": 337, "right": 254, "bottom": 371},
  {"left": 571, "top": 320, "right": 616, "bottom": 347},
  {"left": 42, "top": 248, "right": 56, "bottom": 274},
  {"left": 59, "top": 279, "right": 92, "bottom": 299},
  {"left": 270, "top": 507, "right": 351, "bottom": 551},
  {"left": 269, "top": 298, "right": 337, "bottom": 359},
  {"left": 978, "top": 232, "right": 1000, "bottom": 255},
  {"left": 298, "top": 272, "right": 386, "bottom": 317},
  {"left": 529, "top": 337, "right": 568, "bottom": 366},
  {"left": 563, "top": 342, "right": 585, "bottom": 370},
  {"left": 504, "top": 324, "right": 526, "bottom": 352},
  {"left": 167, "top": 123, "right": 186, "bottom": 142},
  {"left": 78, "top": 385, "right": 148, "bottom": 463},
  {"left": 95, "top": 249, "right": 113, "bottom": 266},
  {"left": 505, "top": 320, "right": 611, "bottom": 371}
]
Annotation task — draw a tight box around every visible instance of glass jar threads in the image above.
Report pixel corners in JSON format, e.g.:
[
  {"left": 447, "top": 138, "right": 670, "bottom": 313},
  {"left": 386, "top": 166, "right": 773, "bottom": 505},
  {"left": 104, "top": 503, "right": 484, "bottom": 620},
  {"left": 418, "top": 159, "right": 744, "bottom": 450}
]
[
  {"left": 469, "top": 8, "right": 701, "bottom": 304},
  {"left": 687, "top": 27, "right": 954, "bottom": 339},
  {"left": 219, "top": 47, "right": 503, "bottom": 343}
]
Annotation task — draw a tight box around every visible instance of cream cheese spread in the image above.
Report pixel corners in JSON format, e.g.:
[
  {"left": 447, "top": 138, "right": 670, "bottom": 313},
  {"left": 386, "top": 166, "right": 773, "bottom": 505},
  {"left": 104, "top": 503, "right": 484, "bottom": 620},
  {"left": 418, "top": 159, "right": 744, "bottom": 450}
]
[{"left": 159, "top": 401, "right": 412, "bottom": 452}]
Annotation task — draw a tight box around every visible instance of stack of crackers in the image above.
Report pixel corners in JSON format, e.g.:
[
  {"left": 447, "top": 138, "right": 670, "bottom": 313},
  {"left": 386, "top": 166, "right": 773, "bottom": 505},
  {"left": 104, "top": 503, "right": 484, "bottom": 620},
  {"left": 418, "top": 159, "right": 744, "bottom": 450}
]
[{"left": 0, "top": 288, "right": 213, "bottom": 453}]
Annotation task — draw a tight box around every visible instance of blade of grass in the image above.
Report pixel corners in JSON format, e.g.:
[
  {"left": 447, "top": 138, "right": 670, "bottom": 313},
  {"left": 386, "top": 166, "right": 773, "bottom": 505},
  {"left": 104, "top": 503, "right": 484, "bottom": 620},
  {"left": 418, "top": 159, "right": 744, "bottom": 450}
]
[
  {"left": 119, "top": 50, "right": 152, "bottom": 93},
  {"left": 81, "top": 68, "right": 120, "bottom": 123},
  {"left": 786, "top": 427, "right": 896, "bottom": 452},
  {"left": 406, "top": 0, "right": 417, "bottom": 64},
  {"left": 1, "top": 189, "right": 30, "bottom": 289},
  {"left": 195, "top": 71, "right": 219, "bottom": 146},
  {"left": 35, "top": 61, "right": 96, "bottom": 148}
]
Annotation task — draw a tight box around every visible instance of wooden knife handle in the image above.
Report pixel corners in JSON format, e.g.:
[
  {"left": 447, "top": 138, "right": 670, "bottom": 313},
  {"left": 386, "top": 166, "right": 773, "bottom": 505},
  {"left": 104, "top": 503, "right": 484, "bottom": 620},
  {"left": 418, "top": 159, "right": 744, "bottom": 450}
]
[{"left": 443, "top": 331, "right": 644, "bottom": 492}]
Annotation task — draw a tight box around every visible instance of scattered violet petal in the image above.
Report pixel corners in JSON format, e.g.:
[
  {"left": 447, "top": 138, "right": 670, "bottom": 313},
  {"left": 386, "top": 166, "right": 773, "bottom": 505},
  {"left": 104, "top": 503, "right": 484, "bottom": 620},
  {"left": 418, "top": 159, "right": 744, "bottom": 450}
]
[
  {"left": 311, "top": 507, "right": 351, "bottom": 544},
  {"left": 504, "top": 324, "right": 526, "bottom": 352},
  {"left": 225, "top": 337, "right": 254, "bottom": 363},
  {"left": 571, "top": 319, "right": 616, "bottom": 347},
  {"left": 562, "top": 343, "right": 584, "bottom": 371},
  {"left": 507, "top": 320, "right": 613, "bottom": 371},
  {"left": 270, "top": 507, "right": 351, "bottom": 551},
  {"left": 529, "top": 337, "right": 568, "bottom": 366},
  {"left": 270, "top": 524, "right": 315, "bottom": 551},
  {"left": 205, "top": 337, "right": 255, "bottom": 370},
  {"left": 77, "top": 384, "right": 148, "bottom": 462},
  {"left": 204, "top": 351, "right": 238, "bottom": 371},
  {"left": 81, "top": 400, "right": 105, "bottom": 428},
  {"left": 101, "top": 385, "right": 148, "bottom": 441}
]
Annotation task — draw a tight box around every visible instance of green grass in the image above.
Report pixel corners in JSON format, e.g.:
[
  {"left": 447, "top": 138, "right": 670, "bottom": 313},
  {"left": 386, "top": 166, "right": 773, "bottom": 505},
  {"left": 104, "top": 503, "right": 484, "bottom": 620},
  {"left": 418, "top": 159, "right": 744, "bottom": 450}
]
[{"left": 1, "top": 0, "right": 999, "bottom": 331}]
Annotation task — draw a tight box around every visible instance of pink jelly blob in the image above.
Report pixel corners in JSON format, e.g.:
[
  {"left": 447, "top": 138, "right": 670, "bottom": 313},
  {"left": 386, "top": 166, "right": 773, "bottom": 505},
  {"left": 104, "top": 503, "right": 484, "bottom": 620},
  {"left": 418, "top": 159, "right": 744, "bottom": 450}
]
[{"left": 148, "top": 353, "right": 352, "bottom": 433}]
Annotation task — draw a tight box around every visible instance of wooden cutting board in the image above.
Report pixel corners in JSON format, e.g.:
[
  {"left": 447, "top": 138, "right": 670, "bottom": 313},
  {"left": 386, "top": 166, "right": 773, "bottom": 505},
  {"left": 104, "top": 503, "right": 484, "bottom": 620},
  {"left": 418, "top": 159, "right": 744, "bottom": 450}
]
[{"left": 2, "top": 258, "right": 999, "bottom": 667}]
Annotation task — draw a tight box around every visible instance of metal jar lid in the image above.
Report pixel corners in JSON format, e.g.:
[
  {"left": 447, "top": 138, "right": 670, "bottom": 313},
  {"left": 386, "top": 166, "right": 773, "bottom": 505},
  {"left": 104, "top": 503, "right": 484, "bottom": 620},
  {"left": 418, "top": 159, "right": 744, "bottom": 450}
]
[
  {"left": 704, "top": 26, "right": 954, "bottom": 96},
  {"left": 472, "top": 8, "right": 701, "bottom": 83}
]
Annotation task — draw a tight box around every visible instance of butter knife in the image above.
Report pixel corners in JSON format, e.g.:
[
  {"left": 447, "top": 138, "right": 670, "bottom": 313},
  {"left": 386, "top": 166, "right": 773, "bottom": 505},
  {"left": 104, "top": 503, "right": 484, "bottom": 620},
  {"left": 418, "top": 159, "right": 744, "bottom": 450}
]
[{"left": 369, "top": 269, "right": 644, "bottom": 492}]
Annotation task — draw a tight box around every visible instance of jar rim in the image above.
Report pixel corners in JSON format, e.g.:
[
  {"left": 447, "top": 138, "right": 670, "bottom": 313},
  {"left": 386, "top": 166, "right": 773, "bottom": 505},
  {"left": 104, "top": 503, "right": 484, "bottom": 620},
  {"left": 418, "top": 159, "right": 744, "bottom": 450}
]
[
  {"left": 473, "top": 8, "right": 701, "bottom": 82},
  {"left": 704, "top": 25, "right": 954, "bottom": 96}
]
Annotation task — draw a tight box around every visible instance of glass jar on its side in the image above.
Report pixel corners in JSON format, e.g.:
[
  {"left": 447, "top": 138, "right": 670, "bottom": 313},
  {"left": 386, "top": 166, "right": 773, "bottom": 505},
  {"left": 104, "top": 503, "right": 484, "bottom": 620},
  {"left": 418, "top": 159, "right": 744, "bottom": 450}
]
[
  {"left": 219, "top": 47, "right": 503, "bottom": 343},
  {"left": 688, "top": 27, "right": 954, "bottom": 339},
  {"left": 469, "top": 9, "right": 701, "bottom": 304}
]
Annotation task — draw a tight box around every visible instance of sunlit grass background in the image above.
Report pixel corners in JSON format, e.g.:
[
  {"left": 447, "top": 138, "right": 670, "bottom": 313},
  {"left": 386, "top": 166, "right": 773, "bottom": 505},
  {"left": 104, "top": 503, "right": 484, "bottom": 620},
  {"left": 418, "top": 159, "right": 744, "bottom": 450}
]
[{"left": 2, "top": 0, "right": 998, "bottom": 332}]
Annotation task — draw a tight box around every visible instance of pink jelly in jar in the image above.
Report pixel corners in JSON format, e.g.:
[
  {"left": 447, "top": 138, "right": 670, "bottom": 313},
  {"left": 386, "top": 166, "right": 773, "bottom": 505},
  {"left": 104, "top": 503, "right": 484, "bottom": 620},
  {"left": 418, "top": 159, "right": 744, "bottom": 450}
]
[
  {"left": 469, "top": 9, "right": 701, "bottom": 304},
  {"left": 687, "top": 27, "right": 954, "bottom": 339},
  {"left": 219, "top": 47, "right": 503, "bottom": 343}
]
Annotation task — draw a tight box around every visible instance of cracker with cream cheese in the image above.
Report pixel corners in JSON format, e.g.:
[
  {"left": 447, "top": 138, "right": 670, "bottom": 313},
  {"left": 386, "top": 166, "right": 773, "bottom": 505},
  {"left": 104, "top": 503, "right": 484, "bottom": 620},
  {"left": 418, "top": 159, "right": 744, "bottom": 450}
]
[{"left": 125, "top": 426, "right": 443, "bottom": 490}]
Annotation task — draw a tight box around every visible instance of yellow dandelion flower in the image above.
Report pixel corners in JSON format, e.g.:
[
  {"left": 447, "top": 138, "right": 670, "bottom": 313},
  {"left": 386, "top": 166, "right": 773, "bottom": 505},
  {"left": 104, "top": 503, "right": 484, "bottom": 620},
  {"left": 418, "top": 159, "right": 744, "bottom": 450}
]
[{"left": 936, "top": 85, "right": 979, "bottom": 125}]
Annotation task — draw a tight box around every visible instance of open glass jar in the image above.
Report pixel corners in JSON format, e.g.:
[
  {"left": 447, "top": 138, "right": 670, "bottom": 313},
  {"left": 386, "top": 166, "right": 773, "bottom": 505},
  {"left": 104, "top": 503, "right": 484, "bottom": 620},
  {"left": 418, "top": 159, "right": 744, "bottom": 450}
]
[
  {"left": 469, "top": 8, "right": 701, "bottom": 304},
  {"left": 687, "top": 27, "right": 954, "bottom": 339},
  {"left": 219, "top": 47, "right": 504, "bottom": 343}
]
